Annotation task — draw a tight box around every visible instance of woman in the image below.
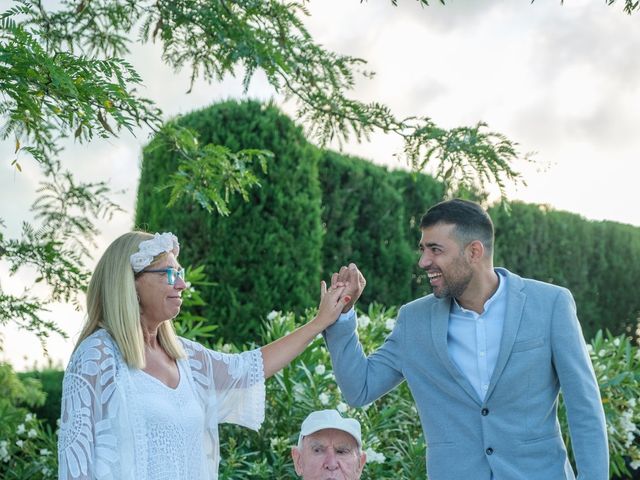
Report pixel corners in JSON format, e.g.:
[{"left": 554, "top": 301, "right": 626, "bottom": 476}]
[{"left": 58, "top": 231, "right": 349, "bottom": 480}]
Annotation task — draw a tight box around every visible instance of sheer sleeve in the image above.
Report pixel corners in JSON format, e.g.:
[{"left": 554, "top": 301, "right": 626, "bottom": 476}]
[
  {"left": 58, "top": 331, "right": 130, "bottom": 480},
  {"left": 182, "top": 339, "right": 265, "bottom": 431}
]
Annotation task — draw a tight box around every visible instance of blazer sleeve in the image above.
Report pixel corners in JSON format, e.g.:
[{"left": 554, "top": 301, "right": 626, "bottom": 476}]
[
  {"left": 550, "top": 288, "right": 609, "bottom": 480},
  {"left": 323, "top": 308, "right": 406, "bottom": 407}
]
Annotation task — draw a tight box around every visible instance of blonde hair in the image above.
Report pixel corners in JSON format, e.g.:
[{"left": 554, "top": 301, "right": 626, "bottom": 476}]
[{"left": 76, "top": 231, "right": 186, "bottom": 368}]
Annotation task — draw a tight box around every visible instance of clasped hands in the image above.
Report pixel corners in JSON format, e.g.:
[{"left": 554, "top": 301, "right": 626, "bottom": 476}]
[{"left": 316, "top": 263, "right": 367, "bottom": 329}]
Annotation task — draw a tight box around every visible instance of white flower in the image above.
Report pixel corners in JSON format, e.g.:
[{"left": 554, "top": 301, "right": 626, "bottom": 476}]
[
  {"left": 270, "top": 437, "right": 282, "bottom": 449},
  {"left": 385, "top": 318, "right": 396, "bottom": 331},
  {"left": 0, "top": 440, "right": 9, "bottom": 463},
  {"left": 598, "top": 349, "right": 606, "bottom": 357},
  {"left": 221, "top": 344, "right": 232, "bottom": 353},
  {"left": 586, "top": 344, "right": 594, "bottom": 354},
  {"left": 357, "top": 315, "right": 371, "bottom": 329},
  {"left": 293, "top": 384, "right": 306, "bottom": 401},
  {"left": 267, "top": 310, "right": 278, "bottom": 321},
  {"left": 27, "top": 428, "right": 37, "bottom": 438},
  {"left": 629, "top": 398, "right": 637, "bottom": 408},
  {"left": 631, "top": 459, "right": 640, "bottom": 471},
  {"left": 315, "top": 364, "right": 326, "bottom": 375},
  {"left": 337, "top": 402, "right": 348, "bottom": 413},
  {"left": 40, "top": 448, "right": 51, "bottom": 456},
  {"left": 364, "top": 447, "right": 386, "bottom": 463},
  {"left": 626, "top": 432, "right": 635, "bottom": 447},
  {"left": 25, "top": 413, "right": 35, "bottom": 422},
  {"left": 16, "top": 424, "right": 25, "bottom": 435},
  {"left": 41, "top": 466, "right": 51, "bottom": 476},
  {"left": 15, "top": 440, "right": 24, "bottom": 448},
  {"left": 613, "top": 338, "right": 621, "bottom": 346},
  {"left": 319, "top": 393, "right": 330, "bottom": 405}
]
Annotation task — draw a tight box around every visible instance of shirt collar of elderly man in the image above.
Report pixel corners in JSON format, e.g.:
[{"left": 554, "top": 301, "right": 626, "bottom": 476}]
[{"left": 291, "top": 409, "right": 367, "bottom": 480}]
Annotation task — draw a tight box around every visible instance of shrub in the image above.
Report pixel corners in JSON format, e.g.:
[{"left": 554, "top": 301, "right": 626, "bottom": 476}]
[
  {"left": 208, "top": 305, "right": 427, "bottom": 479},
  {"left": 559, "top": 331, "right": 640, "bottom": 478},
  {"left": 177, "top": 305, "right": 640, "bottom": 479},
  {"left": 136, "top": 99, "right": 323, "bottom": 343},
  {"left": 319, "top": 151, "right": 416, "bottom": 308},
  {"left": 17, "top": 369, "right": 64, "bottom": 430},
  {"left": 136, "top": 99, "right": 640, "bottom": 343},
  {"left": 24, "top": 298, "right": 640, "bottom": 477},
  {"left": 491, "top": 202, "right": 640, "bottom": 341},
  {"left": 0, "top": 363, "right": 57, "bottom": 479}
]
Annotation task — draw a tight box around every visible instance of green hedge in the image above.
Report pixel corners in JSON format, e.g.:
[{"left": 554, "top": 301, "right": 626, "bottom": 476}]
[
  {"left": 491, "top": 202, "right": 640, "bottom": 341},
  {"left": 136, "top": 100, "right": 640, "bottom": 343},
  {"left": 135, "top": 100, "right": 323, "bottom": 341},
  {"left": 319, "top": 151, "right": 415, "bottom": 307}
]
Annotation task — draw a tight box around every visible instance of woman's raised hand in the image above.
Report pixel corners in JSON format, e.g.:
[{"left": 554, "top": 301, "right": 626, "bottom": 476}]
[{"left": 315, "top": 280, "right": 351, "bottom": 329}]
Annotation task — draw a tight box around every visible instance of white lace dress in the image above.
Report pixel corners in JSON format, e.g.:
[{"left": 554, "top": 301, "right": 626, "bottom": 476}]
[{"left": 58, "top": 329, "right": 265, "bottom": 480}]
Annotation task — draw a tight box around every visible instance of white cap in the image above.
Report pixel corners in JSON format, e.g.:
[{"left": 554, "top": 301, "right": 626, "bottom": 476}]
[{"left": 298, "top": 409, "right": 362, "bottom": 448}]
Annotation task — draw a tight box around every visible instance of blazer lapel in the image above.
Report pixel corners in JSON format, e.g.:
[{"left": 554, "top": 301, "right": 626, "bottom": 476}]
[
  {"left": 430, "top": 298, "right": 482, "bottom": 405},
  {"left": 485, "top": 271, "right": 526, "bottom": 401}
]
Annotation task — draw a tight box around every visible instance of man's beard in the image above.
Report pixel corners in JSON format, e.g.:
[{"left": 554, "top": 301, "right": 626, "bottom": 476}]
[{"left": 433, "top": 257, "right": 473, "bottom": 299}]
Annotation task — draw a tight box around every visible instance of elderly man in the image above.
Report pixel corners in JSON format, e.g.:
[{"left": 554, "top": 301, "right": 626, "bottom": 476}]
[{"left": 291, "top": 409, "right": 367, "bottom": 480}]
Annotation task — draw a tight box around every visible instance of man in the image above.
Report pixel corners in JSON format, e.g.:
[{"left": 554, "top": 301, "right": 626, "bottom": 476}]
[
  {"left": 324, "top": 199, "right": 608, "bottom": 479},
  {"left": 291, "top": 409, "right": 367, "bottom": 480}
]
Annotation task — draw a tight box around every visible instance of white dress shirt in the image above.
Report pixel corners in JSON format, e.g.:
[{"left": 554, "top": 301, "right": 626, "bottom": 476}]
[{"left": 448, "top": 269, "right": 507, "bottom": 401}]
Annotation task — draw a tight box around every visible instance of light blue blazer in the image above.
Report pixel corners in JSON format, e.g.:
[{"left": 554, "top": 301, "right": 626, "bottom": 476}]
[{"left": 324, "top": 268, "right": 608, "bottom": 479}]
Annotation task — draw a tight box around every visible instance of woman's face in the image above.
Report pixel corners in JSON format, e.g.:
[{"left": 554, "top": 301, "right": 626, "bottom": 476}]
[{"left": 135, "top": 252, "right": 186, "bottom": 325}]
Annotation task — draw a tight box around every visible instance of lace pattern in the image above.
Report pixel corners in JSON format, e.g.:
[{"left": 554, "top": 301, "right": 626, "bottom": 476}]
[{"left": 58, "top": 329, "right": 266, "bottom": 480}]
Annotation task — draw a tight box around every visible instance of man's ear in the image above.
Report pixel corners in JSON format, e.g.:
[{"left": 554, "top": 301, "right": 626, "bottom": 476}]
[
  {"left": 291, "top": 447, "right": 303, "bottom": 476},
  {"left": 466, "top": 240, "right": 485, "bottom": 263},
  {"left": 358, "top": 450, "right": 367, "bottom": 475}
]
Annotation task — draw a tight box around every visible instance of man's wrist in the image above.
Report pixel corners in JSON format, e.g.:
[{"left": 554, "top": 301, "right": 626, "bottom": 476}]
[
  {"left": 336, "top": 307, "right": 355, "bottom": 323},
  {"left": 341, "top": 303, "right": 354, "bottom": 314}
]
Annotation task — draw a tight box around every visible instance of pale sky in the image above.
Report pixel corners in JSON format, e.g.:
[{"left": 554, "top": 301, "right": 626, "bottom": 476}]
[{"left": 1, "top": 0, "right": 639, "bottom": 370}]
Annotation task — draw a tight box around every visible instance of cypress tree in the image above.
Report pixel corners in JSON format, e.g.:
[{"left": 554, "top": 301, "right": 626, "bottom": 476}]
[{"left": 136, "top": 100, "right": 322, "bottom": 342}]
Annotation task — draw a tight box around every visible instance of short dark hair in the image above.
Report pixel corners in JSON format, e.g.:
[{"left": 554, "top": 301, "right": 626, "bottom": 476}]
[{"left": 420, "top": 199, "right": 494, "bottom": 254}]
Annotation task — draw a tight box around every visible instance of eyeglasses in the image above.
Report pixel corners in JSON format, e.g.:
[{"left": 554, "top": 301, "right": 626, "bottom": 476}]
[{"left": 140, "top": 267, "right": 185, "bottom": 285}]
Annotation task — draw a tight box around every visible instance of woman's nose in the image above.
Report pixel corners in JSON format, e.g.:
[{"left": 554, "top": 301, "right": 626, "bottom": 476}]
[{"left": 174, "top": 276, "right": 187, "bottom": 290}]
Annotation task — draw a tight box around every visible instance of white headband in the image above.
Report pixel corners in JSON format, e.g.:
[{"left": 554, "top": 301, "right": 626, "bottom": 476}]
[{"left": 130, "top": 232, "right": 180, "bottom": 273}]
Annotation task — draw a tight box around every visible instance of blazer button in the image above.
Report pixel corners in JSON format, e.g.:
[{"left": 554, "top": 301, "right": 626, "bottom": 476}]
[
  {"left": 481, "top": 408, "right": 489, "bottom": 416},
  {"left": 486, "top": 447, "right": 494, "bottom": 455}
]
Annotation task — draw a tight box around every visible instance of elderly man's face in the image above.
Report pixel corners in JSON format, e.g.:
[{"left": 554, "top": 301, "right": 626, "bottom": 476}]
[{"left": 291, "top": 428, "right": 366, "bottom": 480}]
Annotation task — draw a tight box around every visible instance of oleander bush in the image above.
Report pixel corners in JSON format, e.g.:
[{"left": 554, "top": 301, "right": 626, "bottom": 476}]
[
  {"left": 177, "top": 305, "right": 640, "bottom": 479},
  {"left": 0, "top": 363, "right": 57, "bottom": 479},
  {"left": 13, "top": 302, "right": 640, "bottom": 478},
  {"left": 209, "top": 304, "right": 427, "bottom": 479},
  {"left": 559, "top": 331, "right": 640, "bottom": 478},
  {"left": 17, "top": 369, "right": 64, "bottom": 430}
]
